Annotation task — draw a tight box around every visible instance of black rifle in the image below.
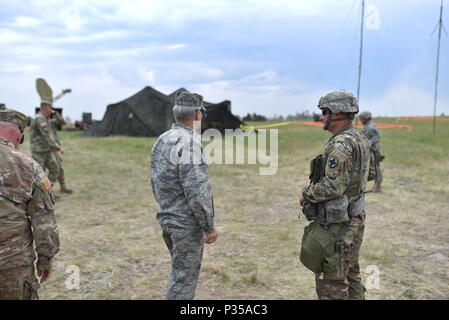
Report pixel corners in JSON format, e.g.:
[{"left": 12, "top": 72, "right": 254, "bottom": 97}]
[{"left": 302, "top": 155, "right": 326, "bottom": 221}]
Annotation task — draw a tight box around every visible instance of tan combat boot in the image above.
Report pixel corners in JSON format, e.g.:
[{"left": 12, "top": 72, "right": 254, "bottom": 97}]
[
  {"left": 60, "top": 184, "right": 73, "bottom": 194},
  {"left": 372, "top": 183, "right": 382, "bottom": 193}
]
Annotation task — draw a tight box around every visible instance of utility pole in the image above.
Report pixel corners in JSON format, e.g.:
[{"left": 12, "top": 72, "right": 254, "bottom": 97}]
[
  {"left": 433, "top": 0, "right": 446, "bottom": 134},
  {"left": 357, "top": 0, "right": 365, "bottom": 104}
]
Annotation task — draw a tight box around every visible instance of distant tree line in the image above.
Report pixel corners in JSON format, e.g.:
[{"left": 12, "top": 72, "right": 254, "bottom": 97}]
[
  {"left": 241, "top": 113, "right": 268, "bottom": 121},
  {"left": 269, "top": 110, "right": 319, "bottom": 121},
  {"left": 239, "top": 110, "right": 320, "bottom": 122}
]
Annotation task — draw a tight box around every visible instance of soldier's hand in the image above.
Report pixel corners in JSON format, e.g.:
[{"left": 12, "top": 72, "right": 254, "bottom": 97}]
[
  {"left": 204, "top": 230, "right": 218, "bottom": 244},
  {"left": 37, "top": 268, "right": 52, "bottom": 283},
  {"left": 59, "top": 148, "right": 64, "bottom": 155},
  {"left": 299, "top": 194, "right": 305, "bottom": 207}
]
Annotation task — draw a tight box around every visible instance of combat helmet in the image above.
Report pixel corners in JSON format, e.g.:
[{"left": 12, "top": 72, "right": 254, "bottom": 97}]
[
  {"left": 358, "top": 111, "right": 372, "bottom": 120},
  {"left": 317, "top": 90, "right": 359, "bottom": 114}
]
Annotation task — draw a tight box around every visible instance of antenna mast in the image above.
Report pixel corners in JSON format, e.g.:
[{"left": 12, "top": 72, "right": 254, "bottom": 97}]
[
  {"left": 433, "top": 0, "right": 445, "bottom": 134},
  {"left": 357, "top": 0, "right": 365, "bottom": 104}
]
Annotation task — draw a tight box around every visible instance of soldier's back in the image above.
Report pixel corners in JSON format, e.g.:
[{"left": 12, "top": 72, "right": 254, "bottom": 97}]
[
  {"left": 30, "top": 112, "right": 50, "bottom": 152},
  {"left": 0, "top": 139, "right": 42, "bottom": 270}
]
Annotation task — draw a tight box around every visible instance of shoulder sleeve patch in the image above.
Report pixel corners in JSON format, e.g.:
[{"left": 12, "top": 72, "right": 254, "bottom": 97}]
[
  {"left": 328, "top": 157, "right": 338, "bottom": 168},
  {"left": 40, "top": 177, "right": 52, "bottom": 191}
]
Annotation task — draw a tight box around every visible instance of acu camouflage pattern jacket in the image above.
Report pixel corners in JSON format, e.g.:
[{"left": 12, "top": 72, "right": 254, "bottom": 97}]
[
  {"left": 150, "top": 123, "right": 215, "bottom": 234},
  {"left": 30, "top": 112, "right": 61, "bottom": 153},
  {"left": 0, "top": 138, "right": 60, "bottom": 270},
  {"left": 302, "top": 124, "right": 371, "bottom": 204},
  {"left": 362, "top": 121, "right": 381, "bottom": 152}
]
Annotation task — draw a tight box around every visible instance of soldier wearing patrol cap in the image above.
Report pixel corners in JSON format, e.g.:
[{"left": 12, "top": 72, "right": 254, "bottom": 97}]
[
  {"left": 29, "top": 79, "right": 63, "bottom": 187},
  {"left": 359, "top": 111, "right": 383, "bottom": 193},
  {"left": 0, "top": 109, "right": 60, "bottom": 300},
  {"left": 150, "top": 91, "right": 218, "bottom": 300},
  {"left": 299, "top": 90, "right": 371, "bottom": 300}
]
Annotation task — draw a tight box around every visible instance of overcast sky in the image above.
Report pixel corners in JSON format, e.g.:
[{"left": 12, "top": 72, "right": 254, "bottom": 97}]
[{"left": 1, "top": 0, "right": 448, "bottom": 120}]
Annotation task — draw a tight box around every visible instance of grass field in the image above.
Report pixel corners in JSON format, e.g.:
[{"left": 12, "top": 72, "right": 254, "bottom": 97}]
[{"left": 20, "top": 117, "right": 449, "bottom": 300}]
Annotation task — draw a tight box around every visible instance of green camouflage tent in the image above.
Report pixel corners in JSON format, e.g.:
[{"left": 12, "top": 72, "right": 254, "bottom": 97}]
[{"left": 86, "top": 87, "right": 244, "bottom": 137}]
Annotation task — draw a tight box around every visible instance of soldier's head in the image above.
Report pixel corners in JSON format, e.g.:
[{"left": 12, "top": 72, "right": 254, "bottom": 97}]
[
  {"left": 40, "top": 102, "right": 53, "bottom": 118},
  {"left": 173, "top": 91, "right": 205, "bottom": 131},
  {"left": 0, "top": 109, "right": 28, "bottom": 148},
  {"left": 317, "top": 90, "right": 359, "bottom": 132},
  {"left": 0, "top": 103, "right": 6, "bottom": 110},
  {"left": 358, "top": 111, "right": 372, "bottom": 125}
]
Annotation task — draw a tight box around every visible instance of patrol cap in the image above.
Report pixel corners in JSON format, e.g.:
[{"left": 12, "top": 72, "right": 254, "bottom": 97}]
[
  {"left": 174, "top": 91, "right": 205, "bottom": 112},
  {"left": 0, "top": 109, "right": 28, "bottom": 132},
  {"left": 358, "top": 111, "right": 372, "bottom": 120},
  {"left": 317, "top": 90, "right": 359, "bottom": 114}
]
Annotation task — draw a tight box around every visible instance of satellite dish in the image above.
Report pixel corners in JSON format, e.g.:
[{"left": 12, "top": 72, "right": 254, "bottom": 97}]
[{"left": 36, "top": 78, "right": 53, "bottom": 104}]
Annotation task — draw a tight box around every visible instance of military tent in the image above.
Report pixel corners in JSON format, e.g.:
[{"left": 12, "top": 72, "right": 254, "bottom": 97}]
[
  {"left": 86, "top": 86, "right": 244, "bottom": 137},
  {"left": 86, "top": 86, "right": 174, "bottom": 137}
]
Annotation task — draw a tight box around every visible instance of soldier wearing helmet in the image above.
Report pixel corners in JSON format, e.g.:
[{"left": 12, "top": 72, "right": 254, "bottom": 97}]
[
  {"left": 359, "top": 111, "right": 383, "bottom": 192},
  {"left": 299, "top": 90, "right": 371, "bottom": 300}
]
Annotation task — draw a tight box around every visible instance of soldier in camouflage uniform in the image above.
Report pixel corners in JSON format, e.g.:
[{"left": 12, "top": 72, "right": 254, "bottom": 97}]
[
  {"left": 150, "top": 91, "right": 218, "bottom": 300},
  {"left": 359, "top": 111, "right": 383, "bottom": 193},
  {"left": 0, "top": 109, "right": 60, "bottom": 300},
  {"left": 29, "top": 102, "right": 63, "bottom": 185},
  {"left": 49, "top": 110, "right": 73, "bottom": 194},
  {"left": 299, "top": 91, "right": 370, "bottom": 300}
]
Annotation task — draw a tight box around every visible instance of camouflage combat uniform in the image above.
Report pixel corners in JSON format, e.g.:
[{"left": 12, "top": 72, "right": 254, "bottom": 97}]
[
  {"left": 302, "top": 123, "right": 370, "bottom": 300},
  {"left": 362, "top": 121, "right": 383, "bottom": 185},
  {"left": 0, "top": 135, "right": 59, "bottom": 299},
  {"left": 30, "top": 112, "right": 61, "bottom": 184},
  {"left": 151, "top": 123, "right": 215, "bottom": 300},
  {"left": 49, "top": 112, "right": 66, "bottom": 186}
]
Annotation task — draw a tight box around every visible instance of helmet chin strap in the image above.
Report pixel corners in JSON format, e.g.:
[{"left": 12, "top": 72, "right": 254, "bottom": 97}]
[{"left": 323, "top": 111, "right": 351, "bottom": 130}]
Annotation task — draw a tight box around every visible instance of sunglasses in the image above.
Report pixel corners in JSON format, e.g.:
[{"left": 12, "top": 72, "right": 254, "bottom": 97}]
[{"left": 321, "top": 109, "right": 330, "bottom": 116}]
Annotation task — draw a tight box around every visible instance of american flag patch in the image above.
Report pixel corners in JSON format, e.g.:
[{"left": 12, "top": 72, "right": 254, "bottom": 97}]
[{"left": 41, "top": 177, "right": 52, "bottom": 191}]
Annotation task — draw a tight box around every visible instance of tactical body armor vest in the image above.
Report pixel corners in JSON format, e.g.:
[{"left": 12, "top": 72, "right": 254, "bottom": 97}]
[{"left": 302, "top": 128, "right": 370, "bottom": 225}]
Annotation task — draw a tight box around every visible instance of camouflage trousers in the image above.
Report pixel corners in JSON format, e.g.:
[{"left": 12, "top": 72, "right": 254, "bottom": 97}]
[
  {"left": 54, "top": 152, "right": 66, "bottom": 185},
  {"left": 0, "top": 265, "right": 40, "bottom": 300},
  {"left": 31, "top": 151, "right": 60, "bottom": 185},
  {"left": 161, "top": 225, "right": 204, "bottom": 300},
  {"left": 315, "top": 215, "right": 366, "bottom": 300}
]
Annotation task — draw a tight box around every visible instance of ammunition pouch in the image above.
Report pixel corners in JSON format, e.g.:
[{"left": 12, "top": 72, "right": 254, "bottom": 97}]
[
  {"left": 302, "top": 194, "right": 364, "bottom": 224},
  {"left": 324, "top": 195, "right": 349, "bottom": 224},
  {"left": 348, "top": 195, "right": 364, "bottom": 218},
  {"left": 299, "top": 221, "right": 346, "bottom": 280},
  {"left": 302, "top": 200, "right": 318, "bottom": 221}
]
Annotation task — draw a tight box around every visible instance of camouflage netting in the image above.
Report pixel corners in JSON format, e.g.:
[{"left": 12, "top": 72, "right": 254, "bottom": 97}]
[{"left": 86, "top": 86, "right": 244, "bottom": 137}]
